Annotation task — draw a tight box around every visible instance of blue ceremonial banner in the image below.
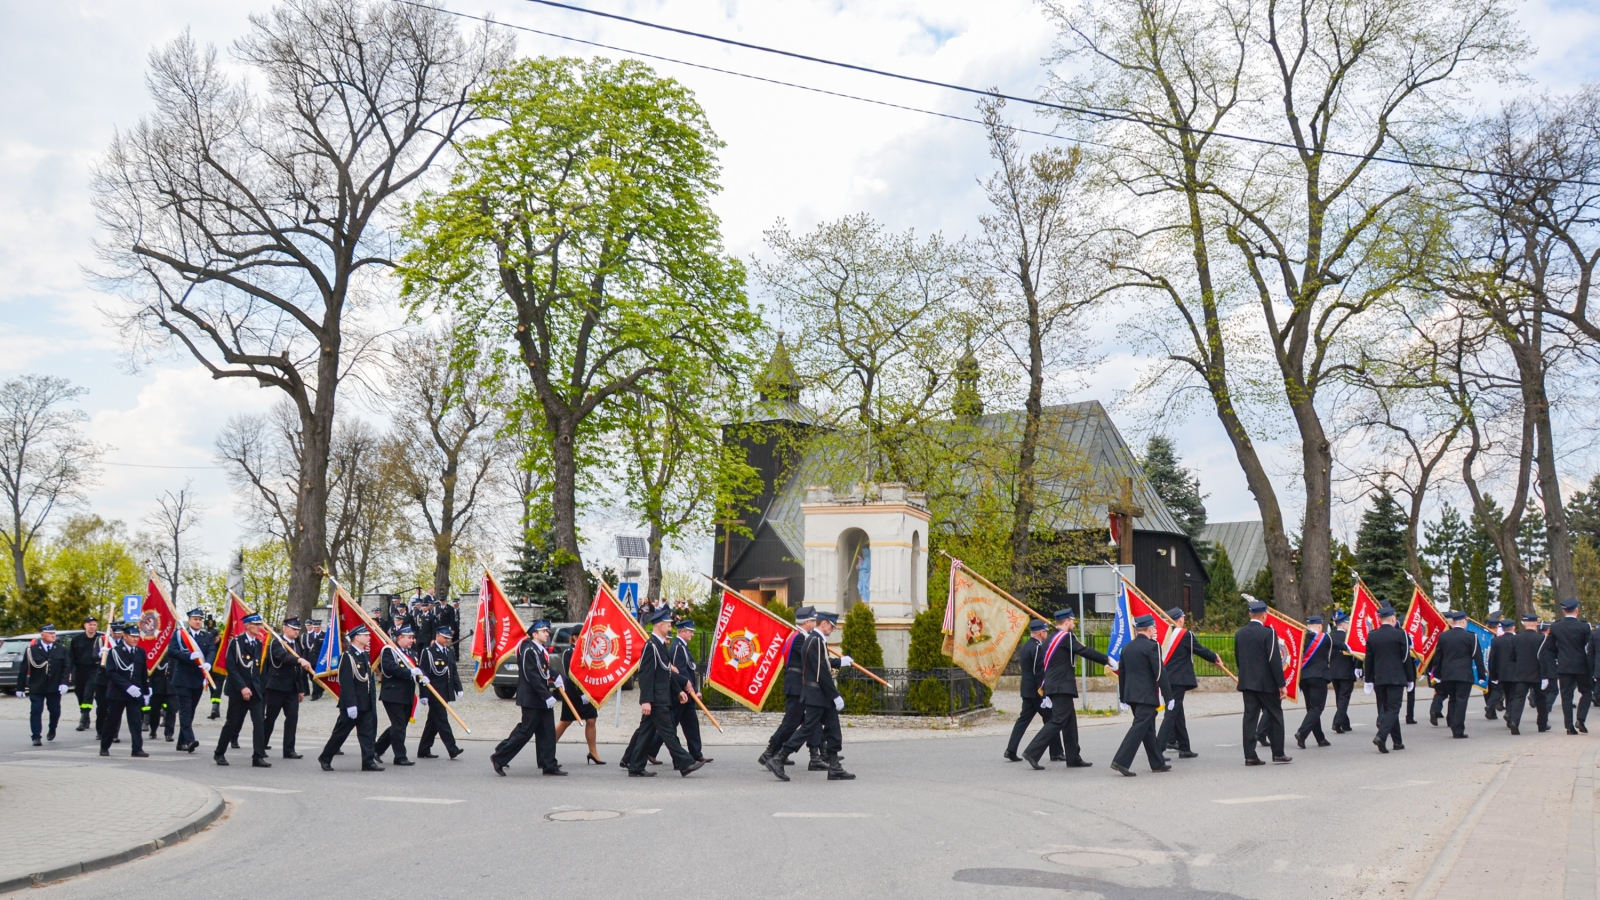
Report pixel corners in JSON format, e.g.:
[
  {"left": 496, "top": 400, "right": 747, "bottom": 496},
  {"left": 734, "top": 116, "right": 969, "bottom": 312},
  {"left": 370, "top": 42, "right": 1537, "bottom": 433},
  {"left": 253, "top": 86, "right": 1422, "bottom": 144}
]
[
  {"left": 1465, "top": 618, "right": 1493, "bottom": 692},
  {"left": 314, "top": 626, "right": 340, "bottom": 680},
  {"left": 1105, "top": 580, "right": 1134, "bottom": 669}
]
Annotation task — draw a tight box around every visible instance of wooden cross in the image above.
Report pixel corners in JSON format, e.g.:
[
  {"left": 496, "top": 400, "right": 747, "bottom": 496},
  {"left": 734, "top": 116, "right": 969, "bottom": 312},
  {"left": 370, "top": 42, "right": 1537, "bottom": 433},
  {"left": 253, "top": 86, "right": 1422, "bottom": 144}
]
[
  {"left": 716, "top": 517, "right": 746, "bottom": 573},
  {"left": 1108, "top": 477, "right": 1144, "bottom": 566}
]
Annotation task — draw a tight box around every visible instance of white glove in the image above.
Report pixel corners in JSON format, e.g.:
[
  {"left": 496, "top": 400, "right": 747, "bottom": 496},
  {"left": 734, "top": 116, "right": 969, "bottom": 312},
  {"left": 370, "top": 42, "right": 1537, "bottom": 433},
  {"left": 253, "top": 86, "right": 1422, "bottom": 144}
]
[
  {"left": 1542, "top": 679, "right": 1550, "bottom": 690},
  {"left": 190, "top": 651, "right": 203, "bottom": 662},
  {"left": 346, "top": 707, "right": 358, "bottom": 719},
  {"left": 455, "top": 692, "right": 464, "bottom": 701},
  {"left": 554, "top": 675, "right": 565, "bottom": 690},
  {"left": 840, "top": 655, "right": 854, "bottom": 667},
  {"left": 1363, "top": 683, "right": 1374, "bottom": 695},
  {"left": 1119, "top": 702, "right": 1131, "bottom": 712},
  {"left": 1354, "top": 668, "right": 1363, "bottom": 679},
  {"left": 833, "top": 696, "right": 845, "bottom": 711},
  {"left": 546, "top": 696, "right": 557, "bottom": 709},
  {"left": 58, "top": 684, "right": 69, "bottom": 695},
  {"left": 1040, "top": 697, "right": 1053, "bottom": 709},
  {"left": 409, "top": 666, "right": 422, "bottom": 677},
  {"left": 1106, "top": 659, "right": 1119, "bottom": 672},
  {"left": 126, "top": 685, "right": 142, "bottom": 698},
  {"left": 12, "top": 691, "right": 21, "bottom": 698},
  {"left": 418, "top": 675, "right": 430, "bottom": 684},
  {"left": 418, "top": 697, "right": 428, "bottom": 707},
  {"left": 579, "top": 694, "right": 591, "bottom": 706},
  {"left": 200, "top": 662, "right": 211, "bottom": 672},
  {"left": 1406, "top": 683, "right": 1415, "bottom": 694}
]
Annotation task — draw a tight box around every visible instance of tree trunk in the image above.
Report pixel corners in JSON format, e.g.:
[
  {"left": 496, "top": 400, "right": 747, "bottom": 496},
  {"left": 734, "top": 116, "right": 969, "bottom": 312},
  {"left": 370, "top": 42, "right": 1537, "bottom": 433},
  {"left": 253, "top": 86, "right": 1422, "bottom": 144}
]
[
  {"left": 8, "top": 533, "right": 25, "bottom": 597},
  {"left": 647, "top": 518, "right": 663, "bottom": 603},
  {"left": 1523, "top": 350, "right": 1576, "bottom": 602},
  {"left": 432, "top": 455, "right": 459, "bottom": 601},
  {"left": 1291, "top": 399, "right": 1333, "bottom": 622},
  {"left": 1008, "top": 279, "right": 1044, "bottom": 595},
  {"left": 548, "top": 415, "right": 589, "bottom": 620},
  {"left": 286, "top": 347, "right": 338, "bottom": 621},
  {"left": 1463, "top": 411, "right": 1535, "bottom": 617}
]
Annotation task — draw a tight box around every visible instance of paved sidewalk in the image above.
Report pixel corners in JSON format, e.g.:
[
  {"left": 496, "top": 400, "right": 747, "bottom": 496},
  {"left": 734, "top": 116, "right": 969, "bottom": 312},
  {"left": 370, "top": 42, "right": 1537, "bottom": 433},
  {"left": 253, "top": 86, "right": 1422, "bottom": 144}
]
[{"left": 0, "top": 756, "right": 224, "bottom": 892}]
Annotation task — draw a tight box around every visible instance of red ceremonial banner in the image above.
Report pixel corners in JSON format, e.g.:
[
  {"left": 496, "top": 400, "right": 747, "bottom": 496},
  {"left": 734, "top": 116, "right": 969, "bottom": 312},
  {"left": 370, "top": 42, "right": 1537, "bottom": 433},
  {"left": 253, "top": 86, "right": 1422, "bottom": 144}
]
[
  {"left": 319, "top": 577, "right": 403, "bottom": 699},
  {"left": 1347, "top": 580, "right": 1381, "bottom": 659},
  {"left": 136, "top": 576, "right": 179, "bottom": 675},
  {"left": 1264, "top": 609, "right": 1307, "bottom": 702},
  {"left": 571, "top": 583, "right": 646, "bottom": 708},
  {"left": 1123, "top": 577, "right": 1177, "bottom": 653},
  {"left": 209, "top": 593, "right": 254, "bottom": 678},
  {"left": 471, "top": 567, "right": 528, "bottom": 691},
  {"left": 707, "top": 589, "right": 797, "bottom": 712},
  {"left": 1402, "top": 584, "right": 1448, "bottom": 667}
]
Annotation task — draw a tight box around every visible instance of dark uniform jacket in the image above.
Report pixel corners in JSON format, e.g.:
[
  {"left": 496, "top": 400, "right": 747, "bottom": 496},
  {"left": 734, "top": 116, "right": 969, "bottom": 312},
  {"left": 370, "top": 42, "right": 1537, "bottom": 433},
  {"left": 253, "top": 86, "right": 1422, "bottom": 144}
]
[
  {"left": 166, "top": 629, "right": 215, "bottom": 692},
  {"left": 1300, "top": 631, "right": 1332, "bottom": 682},
  {"left": 149, "top": 654, "right": 172, "bottom": 696},
  {"left": 1329, "top": 628, "right": 1357, "bottom": 680},
  {"left": 1162, "top": 631, "right": 1219, "bottom": 690},
  {"left": 296, "top": 629, "right": 323, "bottom": 666},
  {"left": 1362, "top": 625, "right": 1410, "bottom": 685},
  {"left": 338, "top": 649, "right": 376, "bottom": 712},
  {"left": 1434, "top": 628, "right": 1485, "bottom": 683},
  {"left": 1233, "top": 621, "right": 1286, "bottom": 693},
  {"left": 68, "top": 632, "right": 105, "bottom": 672},
  {"left": 782, "top": 628, "right": 810, "bottom": 698},
  {"left": 637, "top": 634, "right": 687, "bottom": 707},
  {"left": 262, "top": 636, "right": 308, "bottom": 693},
  {"left": 1546, "top": 617, "right": 1592, "bottom": 675},
  {"left": 378, "top": 645, "right": 419, "bottom": 705},
  {"left": 797, "top": 630, "right": 842, "bottom": 708},
  {"left": 668, "top": 637, "right": 699, "bottom": 701},
  {"left": 222, "top": 634, "right": 262, "bottom": 695},
  {"left": 1489, "top": 631, "right": 1517, "bottom": 683},
  {"left": 1039, "top": 632, "right": 1108, "bottom": 696},
  {"left": 1117, "top": 635, "right": 1163, "bottom": 706},
  {"left": 24, "top": 640, "right": 72, "bottom": 693},
  {"left": 1505, "top": 629, "right": 1546, "bottom": 682},
  {"left": 514, "top": 638, "right": 555, "bottom": 709},
  {"left": 1017, "top": 638, "right": 1047, "bottom": 698},
  {"left": 421, "top": 641, "right": 462, "bottom": 699},
  {"left": 103, "top": 641, "right": 149, "bottom": 695}
]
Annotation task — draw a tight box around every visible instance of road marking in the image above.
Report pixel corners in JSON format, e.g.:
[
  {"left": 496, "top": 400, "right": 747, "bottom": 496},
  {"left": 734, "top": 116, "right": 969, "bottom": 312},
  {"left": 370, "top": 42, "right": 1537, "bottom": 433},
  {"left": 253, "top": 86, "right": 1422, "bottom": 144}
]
[
  {"left": 1213, "top": 794, "right": 1308, "bottom": 805},
  {"left": 627, "top": 808, "right": 661, "bottom": 815},
  {"left": 1033, "top": 811, "right": 1050, "bottom": 816},
  {"left": 365, "top": 796, "right": 464, "bottom": 805},
  {"left": 773, "top": 812, "right": 878, "bottom": 818},
  {"left": 1359, "top": 780, "right": 1432, "bottom": 791},
  {"left": 224, "top": 786, "right": 301, "bottom": 794},
  {"left": 1215, "top": 743, "right": 1234, "bottom": 747}
]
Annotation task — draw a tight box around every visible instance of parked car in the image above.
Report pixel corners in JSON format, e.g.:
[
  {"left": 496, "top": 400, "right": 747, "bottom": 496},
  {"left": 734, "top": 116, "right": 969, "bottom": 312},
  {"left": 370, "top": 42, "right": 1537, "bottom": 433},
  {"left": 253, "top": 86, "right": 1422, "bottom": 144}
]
[
  {"left": 0, "top": 630, "right": 85, "bottom": 694},
  {"left": 491, "top": 623, "right": 581, "bottom": 700}
]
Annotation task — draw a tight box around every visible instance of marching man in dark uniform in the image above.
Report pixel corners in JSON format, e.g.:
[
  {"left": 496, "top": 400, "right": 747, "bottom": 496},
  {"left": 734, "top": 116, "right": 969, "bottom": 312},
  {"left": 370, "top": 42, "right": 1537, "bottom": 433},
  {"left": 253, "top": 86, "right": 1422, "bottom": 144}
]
[
  {"left": 68, "top": 617, "right": 103, "bottom": 732},
  {"left": 1504, "top": 613, "right": 1545, "bottom": 735},
  {"left": 1364, "top": 604, "right": 1411, "bottom": 752},
  {"left": 1005, "top": 619, "right": 1064, "bottom": 763},
  {"left": 760, "top": 607, "right": 818, "bottom": 771},
  {"left": 1435, "top": 610, "right": 1485, "bottom": 738},
  {"left": 627, "top": 609, "right": 705, "bottom": 778},
  {"left": 766, "top": 611, "right": 852, "bottom": 781},
  {"left": 262, "top": 617, "right": 315, "bottom": 760},
  {"left": 166, "top": 609, "right": 214, "bottom": 753},
  {"left": 1546, "top": 598, "right": 1592, "bottom": 734},
  {"left": 374, "top": 626, "right": 421, "bottom": 766},
  {"left": 22, "top": 624, "right": 71, "bottom": 746},
  {"left": 215, "top": 613, "right": 269, "bottom": 767},
  {"left": 1295, "top": 616, "right": 1333, "bottom": 749},
  {"left": 299, "top": 619, "right": 326, "bottom": 701},
  {"left": 99, "top": 623, "right": 149, "bottom": 758},
  {"left": 1539, "top": 622, "right": 1560, "bottom": 731},
  {"left": 1329, "top": 610, "right": 1357, "bottom": 733},
  {"left": 1110, "top": 615, "right": 1170, "bottom": 776},
  {"left": 645, "top": 619, "right": 712, "bottom": 766},
  {"left": 1156, "top": 607, "right": 1219, "bottom": 759},
  {"left": 417, "top": 626, "right": 464, "bottom": 760},
  {"left": 1022, "top": 608, "right": 1109, "bottom": 771},
  {"left": 146, "top": 647, "right": 174, "bottom": 742},
  {"left": 1487, "top": 618, "right": 1514, "bottom": 721},
  {"left": 1235, "top": 599, "right": 1289, "bottom": 765},
  {"left": 491, "top": 620, "right": 566, "bottom": 777},
  {"left": 319, "top": 625, "right": 381, "bottom": 771}
]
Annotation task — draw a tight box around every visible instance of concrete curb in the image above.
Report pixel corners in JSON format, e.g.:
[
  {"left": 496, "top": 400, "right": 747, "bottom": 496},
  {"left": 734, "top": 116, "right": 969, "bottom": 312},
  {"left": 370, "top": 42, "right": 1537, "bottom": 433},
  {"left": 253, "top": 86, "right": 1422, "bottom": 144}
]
[{"left": 0, "top": 786, "right": 225, "bottom": 894}]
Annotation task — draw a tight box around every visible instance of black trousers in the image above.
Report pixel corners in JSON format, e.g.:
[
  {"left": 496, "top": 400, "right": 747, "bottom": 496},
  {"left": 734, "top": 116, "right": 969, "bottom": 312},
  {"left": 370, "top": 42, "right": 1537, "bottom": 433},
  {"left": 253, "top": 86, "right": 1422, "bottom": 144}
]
[
  {"left": 172, "top": 688, "right": 201, "bottom": 746},
  {"left": 1485, "top": 681, "right": 1504, "bottom": 717},
  {"left": 764, "top": 698, "right": 808, "bottom": 755},
  {"left": 1374, "top": 684, "right": 1404, "bottom": 746},
  {"left": 778, "top": 702, "right": 842, "bottom": 757},
  {"left": 373, "top": 699, "right": 413, "bottom": 762},
  {"left": 94, "top": 681, "right": 111, "bottom": 737},
  {"left": 417, "top": 697, "right": 459, "bottom": 755},
  {"left": 1405, "top": 683, "right": 1417, "bottom": 723},
  {"left": 1540, "top": 682, "right": 1559, "bottom": 729},
  {"left": 1024, "top": 693, "right": 1084, "bottom": 764},
  {"left": 263, "top": 689, "right": 300, "bottom": 756},
  {"left": 625, "top": 702, "right": 695, "bottom": 773},
  {"left": 216, "top": 689, "right": 265, "bottom": 759},
  {"left": 493, "top": 703, "right": 559, "bottom": 772},
  {"left": 1331, "top": 679, "right": 1354, "bottom": 731},
  {"left": 145, "top": 693, "right": 174, "bottom": 737},
  {"left": 1008, "top": 695, "right": 1065, "bottom": 758},
  {"left": 646, "top": 700, "right": 704, "bottom": 761},
  {"left": 1560, "top": 674, "right": 1592, "bottom": 730},
  {"left": 71, "top": 666, "right": 98, "bottom": 720},
  {"left": 1506, "top": 681, "right": 1540, "bottom": 731},
  {"left": 29, "top": 692, "right": 61, "bottom": 739},
  {"left": 320, "top": 707, "right": 377, "bottom": 766},
  {"left": 1430, "top": 684, "right": 1448, "bottom": 721},
  {"left": 1443, "top": 680, "right": 1473, "bottom": 736},
  {"left": 100, "top": 691, "right": 144, "bottom": 753},
  {"left": 1241, "top": 690, "right": 1283, "bottom": 760},
  {"left": 1112, "top": 702, "right": 1163, "bottom": 770},
  {"left": 1296, "top": 679, "right": 1328, "bottom": 742},
  {"left": 1154, "top": 686, "right": 1194, "bottom": 753}
]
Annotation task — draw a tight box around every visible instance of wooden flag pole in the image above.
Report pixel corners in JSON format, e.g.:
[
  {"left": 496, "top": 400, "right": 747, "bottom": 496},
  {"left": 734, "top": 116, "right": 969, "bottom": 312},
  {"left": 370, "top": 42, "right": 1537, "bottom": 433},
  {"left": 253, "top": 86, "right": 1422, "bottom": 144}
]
[
  {"left": 688, "top": 689, "right": 724, "bottom": 733},
  {"left": 702, "top": 573, "right": 891, "bottom": 690}
]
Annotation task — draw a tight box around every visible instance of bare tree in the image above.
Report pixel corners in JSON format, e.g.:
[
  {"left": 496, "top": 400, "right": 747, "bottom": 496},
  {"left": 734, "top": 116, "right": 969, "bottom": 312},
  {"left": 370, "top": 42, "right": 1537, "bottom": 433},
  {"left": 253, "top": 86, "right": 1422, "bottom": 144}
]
[
  {"left": 92, "top": 0, "right": 511, "bottom": 618},
  {"left": 0, "top": 375, "right": 104, "bottom": 594},
  {"left": 142, "top": 483, "right": 204, "bottom": 605},
  {"left": 327, "top": 419, "right": 402, "bottom": 598},
  {"left": 215, "top": 403, "right": 301, "bottom": 552}
]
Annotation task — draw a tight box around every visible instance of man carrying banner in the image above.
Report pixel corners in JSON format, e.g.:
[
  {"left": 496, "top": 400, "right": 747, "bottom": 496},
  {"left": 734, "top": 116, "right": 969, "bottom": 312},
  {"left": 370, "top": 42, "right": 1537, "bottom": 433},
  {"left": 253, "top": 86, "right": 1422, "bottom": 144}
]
[
  {"left": 630, "top": 608, "right": 705, "bottom": 778},
  {"left": 373, "top": 626, "right": 421, "bottom": 767},
  {"left": 1547, "top": 598, "right": 1592, "bottom": 734},
  {"left": 166, "top": 608, "right": 213, "bottom": 753},
  {"left": 216, "top": 613, "right": 268, "bottom": 768},
  {"left": 319, "top": 625, "right": 381, "bottom": 771},
  {"left": 1110, "top": 615, "right": 1170, "bottom": 776},
  {"left": 491, "top": 620, "right": 566, "bottom": 777},
  {"left": 1022, "top": 608, "right": 1109, "bottom": 771},
  {"left": 1434, "top": 611, "right": 1484, "bottom": 739},
  {"left": 1235, "top": 599, "right": 1289, "bottom": 766},
  {"left": 1005, "top": 619, "right": 1064, "bottom": 763},
  {"left": 1294, "top": 617, "right": 1333, "bottom": 750},
  {"left": 645, "top": 619, "right": 712, "bottom": 767},
  {"left": 261, "top": 617, "right": 314, "bottom": 760},
  {"left": 1155, "top": 607, "right": 1219, "bottom": 760},
  {"left": 1364, "top": 604, "right": 1411, "bottom": 752},
  {"left": 1329, "top": 610, "right": 1357, "bottom": 733},
  {"left": 417, "top": 627, "right": 465, "bottom": 760}
]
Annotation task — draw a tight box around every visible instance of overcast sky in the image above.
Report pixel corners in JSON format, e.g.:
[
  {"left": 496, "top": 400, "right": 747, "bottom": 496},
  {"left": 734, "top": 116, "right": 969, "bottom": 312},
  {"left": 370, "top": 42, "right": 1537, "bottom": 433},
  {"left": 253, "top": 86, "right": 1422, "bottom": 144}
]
[{"left": 2, "top": 0, "right": 1598, "bottom": 575}]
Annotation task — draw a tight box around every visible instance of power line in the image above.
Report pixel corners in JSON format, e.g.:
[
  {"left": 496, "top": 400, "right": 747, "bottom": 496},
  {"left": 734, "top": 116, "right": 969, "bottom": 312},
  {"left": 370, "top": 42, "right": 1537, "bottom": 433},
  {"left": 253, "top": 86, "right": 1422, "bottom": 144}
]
[{"left": 503, "top": 0, "right": 1598, "bottom": 189}]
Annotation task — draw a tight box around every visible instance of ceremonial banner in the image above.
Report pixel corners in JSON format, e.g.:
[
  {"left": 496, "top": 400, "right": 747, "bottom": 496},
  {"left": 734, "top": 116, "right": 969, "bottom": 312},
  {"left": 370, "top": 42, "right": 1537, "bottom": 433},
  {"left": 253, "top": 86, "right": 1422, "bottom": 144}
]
[
  {"left": 572, "top": 582, "right": 646, "bottom": 708},
  {"left": 1264, "top": 609, "right": 1307, "bottom": 702},
  {"left": 1161, "top": 624, "right": 1188, "bottom": 666},
  {"left": 209, "top": 593, "right": 254, "bottom": 678},
  {"left": 1465, "top": 618, "right": 1494, "bottom": 693},
  {"left": 470, "top": 567, "right": 528, "bottom": 692},
  {"left": 135, "top": 576, "right": 180, "bottom": 675},
  {"left": 1402, "top": 585, "right": 1448, "bottom": 667},
  {"left": 942, "top": 562, "right": 1031, "bottom": 689},
  {"left": 706, "top": 589, "right": 796, "bottom": 711},
  {"left": 319, "top": 576, "right": 403, "bottom": 699},
  {"left": 1107, "top": 577, "right": 1174, "bottom": 669},
  {"left": 312, "top": 621, "right": 341, "bottom": 699},
  {"left": 1347, "top": 579, "right": 1382, "bottom": 659}
]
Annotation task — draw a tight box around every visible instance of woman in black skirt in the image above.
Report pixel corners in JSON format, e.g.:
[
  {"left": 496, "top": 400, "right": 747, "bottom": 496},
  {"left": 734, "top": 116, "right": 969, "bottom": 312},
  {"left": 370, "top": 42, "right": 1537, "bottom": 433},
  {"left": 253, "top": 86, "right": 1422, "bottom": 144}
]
[{"left": 553, "top": 645, "right": 604, "bottom": 764}]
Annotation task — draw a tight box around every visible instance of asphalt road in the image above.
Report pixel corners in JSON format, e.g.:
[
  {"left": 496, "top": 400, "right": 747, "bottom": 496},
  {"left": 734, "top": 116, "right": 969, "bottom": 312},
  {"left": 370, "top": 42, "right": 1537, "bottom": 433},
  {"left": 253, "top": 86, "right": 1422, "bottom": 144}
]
[{"left": 2, "top": 705, "right": 1540, "bottom": 900}]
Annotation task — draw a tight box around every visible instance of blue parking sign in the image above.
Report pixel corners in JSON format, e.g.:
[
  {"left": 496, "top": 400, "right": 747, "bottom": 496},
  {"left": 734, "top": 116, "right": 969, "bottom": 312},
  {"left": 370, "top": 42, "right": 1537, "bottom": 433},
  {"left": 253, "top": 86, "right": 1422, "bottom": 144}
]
[
  {"left": 122, "top": 593, "right": 143, "bottom": 623},
  {"left": 617, "top": 582, "right": 639, "bottom": 614}
]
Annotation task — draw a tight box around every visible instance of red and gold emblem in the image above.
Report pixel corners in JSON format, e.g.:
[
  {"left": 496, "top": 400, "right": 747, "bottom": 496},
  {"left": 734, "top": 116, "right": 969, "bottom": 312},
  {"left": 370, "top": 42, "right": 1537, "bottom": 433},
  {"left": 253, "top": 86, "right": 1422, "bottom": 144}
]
[
  {"left": 581, "top": 624, "right": 620, "bottom": 670},
  {"left": 719, "top": 627, "right": 760, "bottom": 670}
]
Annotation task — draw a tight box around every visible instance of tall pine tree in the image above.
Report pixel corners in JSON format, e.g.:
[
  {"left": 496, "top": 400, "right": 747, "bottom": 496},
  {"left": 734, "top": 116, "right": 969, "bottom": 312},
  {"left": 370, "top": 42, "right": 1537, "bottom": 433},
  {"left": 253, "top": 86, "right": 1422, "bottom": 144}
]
[
  {"left": 1204, "top": 546, "right": 1244, "bottom": 629},
  {"left": 1466, "top": 549, "right": 1490, "bottom": 622},
  {"left": 1141, "top": 436, "right": 1207, "bottom": 542},
  {"left": 1355, "top": 489, "right": 1409, "bottom": 606}
]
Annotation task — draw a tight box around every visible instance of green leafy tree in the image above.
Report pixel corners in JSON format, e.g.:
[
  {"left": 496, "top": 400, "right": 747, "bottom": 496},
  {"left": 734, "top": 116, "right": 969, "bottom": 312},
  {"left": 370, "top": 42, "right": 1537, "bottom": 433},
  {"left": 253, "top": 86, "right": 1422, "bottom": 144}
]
[
  {"left": 403, "top": 57, "right": 758, "bottom": 620},
  {"left": 1448, "top": 555, "right": 1467, "bottom": 612},
  {"left": 1570, "top": 476, "right": 1600, "bottom": 548},
  {"left": 503, "top": 530, "right": 571, "bottom": 613},
  {"left": 1572, "top": 538, "right": 1600, "bottom": 616},
  {"left": 1141, "top": 435, "right": 1207, "bottom": 542},
  {"left": 840, "top": 603, "right": 884, "bottom": 667},
  {"left": 1328, "top": 540, "right": 1357, "bottom": 620},
  {"left": 1466, "top": 549, "right": 1491, "bottom": 622},
  {"left": 1203, "top": 546, "right": 1244, "bottom": 630},
  {"left": 1356, "top": 490, "right": 1410, "bottom": 605}
]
